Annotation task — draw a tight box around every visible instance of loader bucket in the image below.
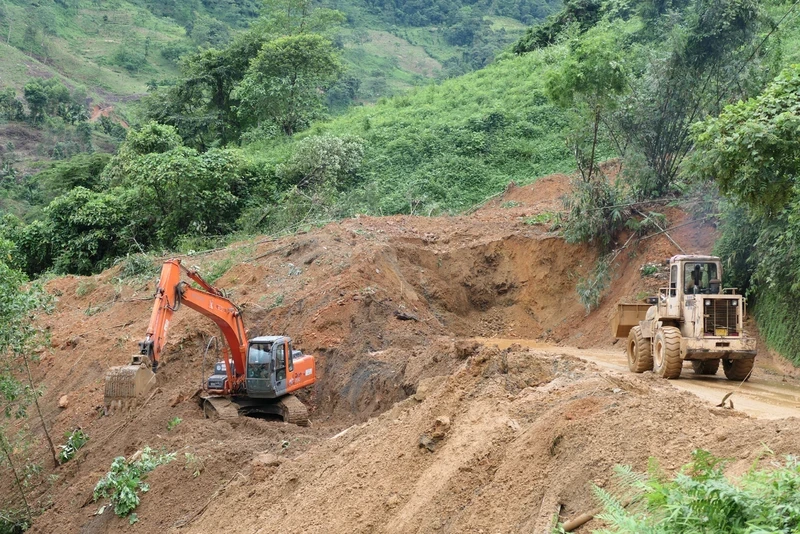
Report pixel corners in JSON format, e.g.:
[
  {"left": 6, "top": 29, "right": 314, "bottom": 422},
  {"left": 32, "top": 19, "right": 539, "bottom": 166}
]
[{"left": 104, "top": 357, "right": 156, "bottom": 412}]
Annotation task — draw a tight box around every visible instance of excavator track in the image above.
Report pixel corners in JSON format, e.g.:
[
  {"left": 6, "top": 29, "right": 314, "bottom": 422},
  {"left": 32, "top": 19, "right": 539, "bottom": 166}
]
[
  {"left": 276, "top": 395, "right": 310, "bottom": 426},
  {"left": 200, "top": 394, "right": 309, "bottom": 426},
  {"left": 201, "top": 396, "right": 241, "bottom": 420}
]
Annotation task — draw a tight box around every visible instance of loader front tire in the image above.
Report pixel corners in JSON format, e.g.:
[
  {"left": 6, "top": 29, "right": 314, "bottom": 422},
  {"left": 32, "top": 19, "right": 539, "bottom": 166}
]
[
  {"left": 653, "top": 327, "right": 682, "bottom": 379},
  {"left": 627, "top": 326, "right": 653, "bottom": 373},
  {"left": 691, "top": 359, "right": 720, "bottom": 375},
  {"left": 723, "top": 358, "right": 754, "bottom": 381}
]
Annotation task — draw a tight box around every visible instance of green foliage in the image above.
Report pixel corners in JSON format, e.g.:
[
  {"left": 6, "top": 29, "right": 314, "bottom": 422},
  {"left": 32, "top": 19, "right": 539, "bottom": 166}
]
[
  {"left": 33, "top": 153, "right": 113, "bottom": 205},
  {"left": 44, "top": 187, "right": 135, "bottom": 276},
  {"left": 276, "top": 135, "right": 365, "bottom": 190},
  {"left": 576, "top": 255, "right": 611, "bottom": 312},
  {"left": 692, "top": 65, "right": 800, "bottom": 217},
  {"left": 639, "top": 263, "right": 659, "bottom": 277},
  {"left": 560, "top": 176, "right": 631, "bottom": 249},
  {"left": 523, "top": 212, "right": 555, "bottom": 226},
  {"left": 545, "top": 20, "right": 632, "bottom": 182},
  {"left": 514, "top": 0, "right": 604, "bottom": 53},
  {"left": 58, "top": 429, "right": 88, "bottom": 463},
  {"left": 114, "top": 254, "right": 159, "bottom": 282},
  {"left": 93, "top": 447, "right": 175, "bottom": 518},
  {"left": 0, "top": 508, "right": 29, "bottom": 534},
  {"left": 166, "top": 417, "right": 182, "bottom": 431},
  {"left": 235, "top": 33, "right": 343, "bottom": 136},
  {"left": 595, "top": 450, "right": 800, "bottom": 533}
]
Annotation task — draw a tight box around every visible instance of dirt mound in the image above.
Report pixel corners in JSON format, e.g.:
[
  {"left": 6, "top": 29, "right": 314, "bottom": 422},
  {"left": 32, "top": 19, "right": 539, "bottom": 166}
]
[
  {"left": 185, "top": 346, "right": 800, "bottom": 534},
  {"left": 11, "top": 173, "right": 755, "bottom": 533}
]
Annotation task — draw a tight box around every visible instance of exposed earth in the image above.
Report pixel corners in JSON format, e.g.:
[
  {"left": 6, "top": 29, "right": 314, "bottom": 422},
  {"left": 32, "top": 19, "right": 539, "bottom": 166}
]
[{"left": 8, "top": 174, "right": 800, "bottom": 533}]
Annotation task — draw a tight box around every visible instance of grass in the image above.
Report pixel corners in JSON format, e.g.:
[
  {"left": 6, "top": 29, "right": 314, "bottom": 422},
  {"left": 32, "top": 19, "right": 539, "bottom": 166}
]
[
  {"left": 245, "top": 43, "right": 585, "bottom": 221},
  {"left": 0, "top": 1, "right": 186, "bottom": 112}
]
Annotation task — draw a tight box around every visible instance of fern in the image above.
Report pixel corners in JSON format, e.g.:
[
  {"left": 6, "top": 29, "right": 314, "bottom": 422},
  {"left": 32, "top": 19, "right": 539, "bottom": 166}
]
[{"left": 595, "top": 450, "right": 800, "bottom": 533}]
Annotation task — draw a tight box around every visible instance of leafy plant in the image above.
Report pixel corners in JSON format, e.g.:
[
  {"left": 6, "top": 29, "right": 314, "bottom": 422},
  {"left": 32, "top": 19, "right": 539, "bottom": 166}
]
[
  {"left": 58, "top": 429, "right": 88, "bottom": 463},
  {"left": 523, "top": 212, "right": 555, "bottom": 226},
  {"left": 184, "top": 453, "right": 204, "bottom": 478},
  {"left": 595, "top": 450, "right": 800, "bottom": 533},
  {"left": 576, "top": 255, "right": 611, "bottom": 313},
  {"left": 639, "top": 263, "right": 659, "bottom": 277},
  {"left": 166, "top": 417, "right": 182, "bottom": 432},
  {"left": 93, "top": 447, "right": 176, "bottom": 518}
]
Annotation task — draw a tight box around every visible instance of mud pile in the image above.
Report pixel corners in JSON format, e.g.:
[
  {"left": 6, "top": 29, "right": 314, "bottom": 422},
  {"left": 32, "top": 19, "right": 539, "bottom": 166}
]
[{"left": 12, "top": 173, "right": 781, "bottom": 534}]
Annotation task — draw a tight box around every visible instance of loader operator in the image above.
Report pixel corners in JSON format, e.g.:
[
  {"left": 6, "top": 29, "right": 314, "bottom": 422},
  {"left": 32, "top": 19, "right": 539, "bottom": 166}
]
[{"left": 685, "top": 263, "right": 715, "bottom": 294}]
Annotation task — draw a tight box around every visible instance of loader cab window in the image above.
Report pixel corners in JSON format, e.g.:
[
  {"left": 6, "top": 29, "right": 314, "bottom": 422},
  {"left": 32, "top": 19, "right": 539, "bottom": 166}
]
[
  {"left": 670, "top": 265, "right": 678, "bottom": 297},
  {"left": 275, "top": 343, "right": 286, "bottom": 382},
  {"left": 684, "top": 262, "right": 719, "bottom": 294},
  {"left": 248, "top": 343, "right": 272, "bottom": 379}
]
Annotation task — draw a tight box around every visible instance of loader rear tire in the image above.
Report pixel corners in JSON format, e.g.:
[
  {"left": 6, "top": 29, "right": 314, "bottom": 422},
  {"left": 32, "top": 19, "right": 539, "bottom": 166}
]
[
  {"left": 723, "top": 358, "right": 754, "bottom": 382},
  {"left": 653, "top": 327, "right": 682, "bottom": 379},
  {"left": 627, "top": 326, "right": 653, "bottom": 373},
  {"left": 691, "top": 359, "right": 720, "bottom": 375}
]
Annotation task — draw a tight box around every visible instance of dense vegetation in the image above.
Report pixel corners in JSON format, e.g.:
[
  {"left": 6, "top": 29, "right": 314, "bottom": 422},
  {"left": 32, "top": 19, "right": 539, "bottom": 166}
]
[{"left": 1, "top": 0, "right": 799, "bottom": 363}]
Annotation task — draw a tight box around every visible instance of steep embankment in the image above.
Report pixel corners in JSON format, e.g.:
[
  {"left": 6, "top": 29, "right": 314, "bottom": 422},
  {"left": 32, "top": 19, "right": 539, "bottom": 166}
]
[{"left": 13, "top": 175, "right": 799, "bottom": 534}]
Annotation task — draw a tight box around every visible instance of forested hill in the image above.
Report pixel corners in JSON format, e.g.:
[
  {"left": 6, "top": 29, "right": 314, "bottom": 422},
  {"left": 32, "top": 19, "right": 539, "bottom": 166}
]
[{"left": 2, "top": 0, "right": 800, "bottom": 363}]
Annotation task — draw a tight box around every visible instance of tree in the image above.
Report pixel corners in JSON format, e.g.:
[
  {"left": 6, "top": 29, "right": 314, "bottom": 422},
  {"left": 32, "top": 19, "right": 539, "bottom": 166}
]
[
  {"left": 141, "top": 0, "right": 344, "bottom": 147},
  {"left": 234, "top": 33, "right": 342, "bottom": 136},
  {"left": 614, "top": 0, "right": 763, "bottom": 197},
  {"left": 0, "top": 238, "right": 57, "bottom": 487},
  {"left": 692, "top": 65, "right": 800, "bottom": 362},
  {"left": 545, "top": 20, "right": 630, "bottom": 182},
  {"left": 692, "top": 65, "right": 800, "bottom": 217}
]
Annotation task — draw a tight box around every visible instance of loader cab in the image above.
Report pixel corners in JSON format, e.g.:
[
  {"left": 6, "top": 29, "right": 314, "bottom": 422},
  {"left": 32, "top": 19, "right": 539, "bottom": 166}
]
[
  {"left": 662, "top": 255, "right": 723, "bottom": 317},
  {"left": 245, "top": 336, "right": 294, "bottom": 398}
]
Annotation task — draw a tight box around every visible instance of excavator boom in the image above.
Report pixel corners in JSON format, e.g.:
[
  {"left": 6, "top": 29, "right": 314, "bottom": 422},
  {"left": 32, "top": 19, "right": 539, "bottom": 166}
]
[{"left": 104, "top": 259, "right": 249, "bottom": 410}]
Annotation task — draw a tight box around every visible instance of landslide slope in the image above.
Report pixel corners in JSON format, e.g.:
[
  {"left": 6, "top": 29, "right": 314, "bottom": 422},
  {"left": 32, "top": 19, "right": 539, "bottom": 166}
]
[{"left": 16, "top": 174, "right": 765, "bottom": 534}]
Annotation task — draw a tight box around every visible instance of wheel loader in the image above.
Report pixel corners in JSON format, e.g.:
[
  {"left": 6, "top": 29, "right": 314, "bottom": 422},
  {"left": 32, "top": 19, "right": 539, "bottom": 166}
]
[
  {"left": 611, "top": 255, "right": 756, "bottom": 380},
  {"left": 103, "top": 259, "right": 315, "bottom": 425}
]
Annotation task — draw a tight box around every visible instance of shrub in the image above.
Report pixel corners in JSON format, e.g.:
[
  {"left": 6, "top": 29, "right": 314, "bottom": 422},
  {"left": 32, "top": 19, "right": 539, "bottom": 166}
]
[
  {"left": 93, "top": 447, "right": 175, "bottom": 518},
  {"left": 58, "top": 429, "right": 88, "bottom": 463}
]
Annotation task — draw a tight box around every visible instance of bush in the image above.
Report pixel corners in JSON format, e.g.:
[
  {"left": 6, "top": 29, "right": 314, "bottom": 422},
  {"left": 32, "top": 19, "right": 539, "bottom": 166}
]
[
  {"left": 93, "top": 447, "right": 175, "bottom": 518},
  {"left": 560, "top": 175, "right": 631, "bottom": 250}
]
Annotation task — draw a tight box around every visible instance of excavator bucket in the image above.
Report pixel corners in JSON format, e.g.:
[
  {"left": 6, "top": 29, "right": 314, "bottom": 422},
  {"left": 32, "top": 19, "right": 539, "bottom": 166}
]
[{"left": 104, "top": 356, "right": 156, "bottom": 413}]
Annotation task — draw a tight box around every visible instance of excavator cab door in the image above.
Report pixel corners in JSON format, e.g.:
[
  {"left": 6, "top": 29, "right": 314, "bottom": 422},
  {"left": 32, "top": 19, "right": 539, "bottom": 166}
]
[
  {"left": 245, "top": 342, "right": 277, "bottom": 398},
  {"left": 273, "top": 342, "right": 288, "bottom": 396}
]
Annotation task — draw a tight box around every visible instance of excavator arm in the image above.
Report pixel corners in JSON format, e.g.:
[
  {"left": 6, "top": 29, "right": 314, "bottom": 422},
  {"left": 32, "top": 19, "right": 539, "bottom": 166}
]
[{"left": 105, "top": 259, "right": 249, "bottom": 410}]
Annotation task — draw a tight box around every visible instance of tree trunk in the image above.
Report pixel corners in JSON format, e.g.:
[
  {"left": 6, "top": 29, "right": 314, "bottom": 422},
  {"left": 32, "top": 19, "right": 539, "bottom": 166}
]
[
  {"left": 0, "top": 430, "right": 32, "bottom": 524},
  {"left": 20, "top": 353, "right": 59, "bottom": 467}
]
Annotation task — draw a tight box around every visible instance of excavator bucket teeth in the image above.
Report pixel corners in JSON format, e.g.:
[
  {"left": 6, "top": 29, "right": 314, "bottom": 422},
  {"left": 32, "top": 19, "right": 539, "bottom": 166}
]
[{"left": 104, "top": 362, "right": 155, "bottom": 413}]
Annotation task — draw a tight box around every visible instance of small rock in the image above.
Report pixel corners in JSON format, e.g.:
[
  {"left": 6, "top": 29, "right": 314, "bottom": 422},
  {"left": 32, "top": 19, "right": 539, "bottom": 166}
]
[
  {"left": 385, "top": 493, "right": 401, "bottom": 508},
  {"left": 418, "top": 434, "right": 436, "bottom": 452},
  {"left": 169, "top": 393, "right": 186, "bottom": 407},
  {"left": 252, "top": 452, "right": 283, "bottom": 467},
  {"left": 506, "top": 418, "right": 520, "bottom": 431},
  {"left": 58, "top": 395, "right": 69, "bottom": 409}
]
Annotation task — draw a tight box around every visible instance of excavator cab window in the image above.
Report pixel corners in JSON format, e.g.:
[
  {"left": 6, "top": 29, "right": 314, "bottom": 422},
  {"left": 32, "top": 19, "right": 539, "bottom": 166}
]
[
  {"left": 275, "top": 343, "right": 286, "bottom": 382},
  {"left": 248, "top": 343, "right": 272, "bottom": 379},
  {"left": 287, "top": 341, "right": 294, "bottom": 372}
]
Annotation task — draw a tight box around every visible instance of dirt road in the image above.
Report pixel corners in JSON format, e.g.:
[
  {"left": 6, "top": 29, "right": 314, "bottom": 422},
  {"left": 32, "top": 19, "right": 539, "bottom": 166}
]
[{"left": 478, "top": 338, "right": 800, "bottom": 420}]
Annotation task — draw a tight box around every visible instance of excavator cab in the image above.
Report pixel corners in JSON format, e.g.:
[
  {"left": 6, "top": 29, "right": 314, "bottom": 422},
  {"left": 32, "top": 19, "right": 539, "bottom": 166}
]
[{"left": 244, "top": 336, "right": 298, "bottom": 398}]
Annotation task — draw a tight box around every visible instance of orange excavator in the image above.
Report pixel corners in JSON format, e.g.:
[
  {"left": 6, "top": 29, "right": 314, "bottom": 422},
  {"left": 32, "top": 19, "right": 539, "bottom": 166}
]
[{"left": 103, "top": 259, "right": 315, "bottom": 425}]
